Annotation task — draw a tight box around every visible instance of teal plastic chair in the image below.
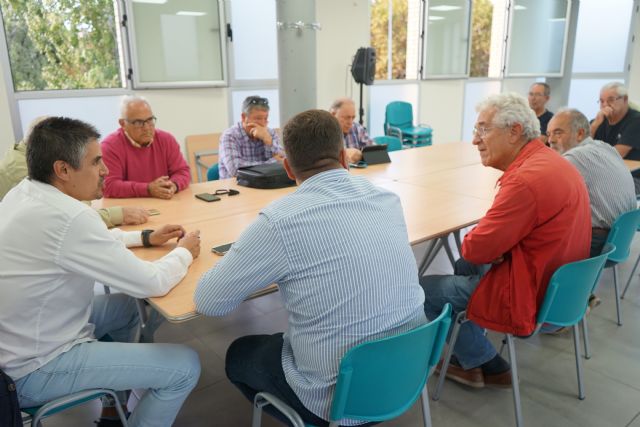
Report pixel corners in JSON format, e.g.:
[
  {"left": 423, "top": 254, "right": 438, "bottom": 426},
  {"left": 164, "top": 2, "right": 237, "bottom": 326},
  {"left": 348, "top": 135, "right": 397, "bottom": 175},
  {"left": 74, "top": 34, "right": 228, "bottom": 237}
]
[
  {"left": 433, "top": 245, "right": 615, "bottom": 427},
  {"left": 600, "top": 209, "right": 640, "bottom": 326},
  {"left": 207, "top": 163, "right": 219, "bottom": 181},
  {"left": 373, "top": 135, "right": 402, "bottom": 152},
  {"left": 252, "top": 304, "right": 453, "bottom": 427},
  {"left": 621, "top": 222, "right": 640, "bottom": 299},
  {"left": 384, "top": 101, "right": 432, "bottom": 147},
  {"left": 22, "top": 389, "right": 128, "bottom": 427}
]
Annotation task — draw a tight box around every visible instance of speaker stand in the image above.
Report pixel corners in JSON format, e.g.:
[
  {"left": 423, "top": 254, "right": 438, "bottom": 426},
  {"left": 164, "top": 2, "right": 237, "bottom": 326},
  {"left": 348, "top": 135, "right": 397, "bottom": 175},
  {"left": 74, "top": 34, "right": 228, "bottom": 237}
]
[{"left": 358, "top": 82, "right": 365, "bottom": 126}]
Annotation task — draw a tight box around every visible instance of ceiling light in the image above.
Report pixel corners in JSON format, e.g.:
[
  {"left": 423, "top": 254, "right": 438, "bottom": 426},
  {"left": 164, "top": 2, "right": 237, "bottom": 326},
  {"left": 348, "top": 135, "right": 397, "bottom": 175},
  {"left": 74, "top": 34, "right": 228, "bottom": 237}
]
[
  {"left": 430, "top": 5, "right": 461, "bottom": 12},
  {"left": 177, "top": 11, "right": 206, "bottom": 16}
]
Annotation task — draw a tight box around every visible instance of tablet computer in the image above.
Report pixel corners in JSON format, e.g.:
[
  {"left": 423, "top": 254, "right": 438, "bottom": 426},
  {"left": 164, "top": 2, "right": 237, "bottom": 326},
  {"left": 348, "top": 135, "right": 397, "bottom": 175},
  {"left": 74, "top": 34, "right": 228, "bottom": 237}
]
[{"left": 361, "top": 144, "right": 391, "bottom": 165}]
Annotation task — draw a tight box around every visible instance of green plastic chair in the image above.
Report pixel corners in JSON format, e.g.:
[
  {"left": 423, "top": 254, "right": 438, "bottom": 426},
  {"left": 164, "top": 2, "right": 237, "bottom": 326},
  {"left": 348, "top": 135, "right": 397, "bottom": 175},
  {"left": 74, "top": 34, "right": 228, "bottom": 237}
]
[
  {"left": 601, "top": 209, "right": 640, "bottom": 325},
  {"left": 207, "top": 163, "right": 220, "bottom": 181},
  {"left": 22, "top": 389, "right": 128, "bottom": 427},
  {"left": 373, "top": 135, "right": 403, "bottom": 152},
  {"left": 621, "top": 223, "right": 640, "bottom": 299},
  {"left": 252, "top": 304, "right": 453, "bottom": 427},
  {"left": 433, "top": 245, "right": 615, "bottom": 427},
  {"left": 384, "top": 101, "right": 432, "bottom": 147}
]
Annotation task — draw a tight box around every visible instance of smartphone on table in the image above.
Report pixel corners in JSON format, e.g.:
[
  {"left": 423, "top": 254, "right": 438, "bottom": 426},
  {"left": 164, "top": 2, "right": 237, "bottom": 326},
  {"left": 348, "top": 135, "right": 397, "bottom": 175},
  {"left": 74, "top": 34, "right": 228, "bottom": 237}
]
[
  {"left": 211, "top": 242, "right": 233, "bottom": 256},
  {"left": 195, "top": 193, "right": 221, "bottom": 202}
]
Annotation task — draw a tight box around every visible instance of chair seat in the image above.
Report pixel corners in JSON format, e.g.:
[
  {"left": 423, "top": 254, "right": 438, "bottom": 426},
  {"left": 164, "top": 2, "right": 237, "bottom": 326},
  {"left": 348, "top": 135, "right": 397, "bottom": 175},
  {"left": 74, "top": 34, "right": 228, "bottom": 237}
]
[
  {"left": 399, "top": 126, "right": 432, "bottom": 137},
  {"left": 22, "top": 392, "right": 105, "bottom": 417}
]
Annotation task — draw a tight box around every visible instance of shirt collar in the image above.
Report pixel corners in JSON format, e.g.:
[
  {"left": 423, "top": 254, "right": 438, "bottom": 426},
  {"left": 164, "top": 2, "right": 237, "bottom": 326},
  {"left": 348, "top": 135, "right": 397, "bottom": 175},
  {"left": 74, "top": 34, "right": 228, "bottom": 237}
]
[{"left": 123, "top": 129, "right": 153, "bottom": 148}]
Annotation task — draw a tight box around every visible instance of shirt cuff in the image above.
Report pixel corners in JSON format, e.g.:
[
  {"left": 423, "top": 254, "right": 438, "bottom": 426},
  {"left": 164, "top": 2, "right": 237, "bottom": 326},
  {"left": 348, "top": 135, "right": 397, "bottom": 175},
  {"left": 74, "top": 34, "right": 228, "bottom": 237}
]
[
  {"left": 106, "top": 207, "right": 124, "bottom": 226},
  {"left": 123, "top": 231, "right": 144, "bottom": 248}
]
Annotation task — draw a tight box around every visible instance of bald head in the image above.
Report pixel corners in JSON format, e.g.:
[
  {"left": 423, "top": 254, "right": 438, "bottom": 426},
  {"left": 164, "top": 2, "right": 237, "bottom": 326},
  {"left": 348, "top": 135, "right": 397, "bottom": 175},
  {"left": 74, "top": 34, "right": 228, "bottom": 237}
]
[
  {"left": 547, "top": 108, "right": 590, "bottom": 154},
  {"left": 330, "top": 98, "right": 356, "bottom": 134}
]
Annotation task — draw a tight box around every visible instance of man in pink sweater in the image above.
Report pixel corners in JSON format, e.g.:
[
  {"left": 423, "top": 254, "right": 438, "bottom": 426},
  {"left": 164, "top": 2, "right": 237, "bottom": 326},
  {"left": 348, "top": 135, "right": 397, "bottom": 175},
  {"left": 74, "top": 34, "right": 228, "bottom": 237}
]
[{"left": 102, "top": 96, "right": 191, "bottom": 198}]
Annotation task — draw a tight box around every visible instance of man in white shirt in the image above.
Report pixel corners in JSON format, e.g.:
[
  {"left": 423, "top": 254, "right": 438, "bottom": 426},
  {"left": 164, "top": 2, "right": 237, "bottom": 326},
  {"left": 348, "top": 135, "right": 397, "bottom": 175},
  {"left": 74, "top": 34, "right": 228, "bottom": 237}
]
[{"left": 0, "top": 117, "right": 202, "bottom": 427}]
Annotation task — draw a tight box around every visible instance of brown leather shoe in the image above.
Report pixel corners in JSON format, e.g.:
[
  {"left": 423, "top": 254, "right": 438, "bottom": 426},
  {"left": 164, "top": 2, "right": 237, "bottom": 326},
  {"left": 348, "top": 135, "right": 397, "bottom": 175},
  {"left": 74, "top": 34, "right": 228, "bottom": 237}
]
[
  {"left": 483, "top": 369, "right": 513, "bottom": 389},
  {"left": 436, "top": 359, "right": 485, "bottom": 388}
]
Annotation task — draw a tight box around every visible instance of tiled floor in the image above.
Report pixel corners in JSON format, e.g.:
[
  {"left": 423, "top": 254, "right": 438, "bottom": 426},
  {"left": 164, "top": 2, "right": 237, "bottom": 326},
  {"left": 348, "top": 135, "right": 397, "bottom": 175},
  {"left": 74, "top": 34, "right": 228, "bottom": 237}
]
[{"left": 30, "top": 239, "right": 640, "bottom": 427}]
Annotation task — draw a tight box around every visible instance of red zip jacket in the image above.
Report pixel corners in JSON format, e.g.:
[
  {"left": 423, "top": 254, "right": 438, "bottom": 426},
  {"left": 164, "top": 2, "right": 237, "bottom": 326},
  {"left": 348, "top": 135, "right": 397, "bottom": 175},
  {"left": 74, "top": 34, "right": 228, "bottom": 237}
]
[{"left": 464, "top": 140, "right": 591, "bottom": 336}]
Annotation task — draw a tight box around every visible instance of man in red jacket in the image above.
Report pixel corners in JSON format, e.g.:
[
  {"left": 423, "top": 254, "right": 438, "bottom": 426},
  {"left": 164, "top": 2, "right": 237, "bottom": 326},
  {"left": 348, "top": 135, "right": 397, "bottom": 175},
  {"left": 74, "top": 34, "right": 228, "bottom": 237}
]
[
  {"left": 102, "top": 95, "right": 191, "bottom": 198},
  {"left": 420, "top": 93, "right": 591, "bottom": 388}
]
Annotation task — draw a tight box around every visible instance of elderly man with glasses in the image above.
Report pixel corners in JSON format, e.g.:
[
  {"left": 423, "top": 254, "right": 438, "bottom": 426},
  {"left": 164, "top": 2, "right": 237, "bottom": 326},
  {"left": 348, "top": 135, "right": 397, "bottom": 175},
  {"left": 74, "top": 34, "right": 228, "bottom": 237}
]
[
  {"left": 420, "top": 93, "right": 591, "bottom": 389},
  {"left": 101, "top": 95, "right": 191, "bottom": 199},
  {"left": 218, "top": 95, "right": 285, "bottom": 180},
  {"left": 590, "top": 82, "right": 640, "bottom": 192}
]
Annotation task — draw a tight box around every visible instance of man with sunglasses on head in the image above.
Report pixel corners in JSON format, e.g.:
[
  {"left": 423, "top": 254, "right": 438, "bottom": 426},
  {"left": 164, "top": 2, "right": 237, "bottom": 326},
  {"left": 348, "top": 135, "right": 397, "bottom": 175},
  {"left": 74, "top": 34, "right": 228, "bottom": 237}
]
[
  {"left": 102, "top": 95, "right": 191, "bottom": 199},
  {"left": 218, "top": 95, "right": 285, "bottom": 179},
  {"left": 590, "top": 82, "right": 640, "bottom": 193}
]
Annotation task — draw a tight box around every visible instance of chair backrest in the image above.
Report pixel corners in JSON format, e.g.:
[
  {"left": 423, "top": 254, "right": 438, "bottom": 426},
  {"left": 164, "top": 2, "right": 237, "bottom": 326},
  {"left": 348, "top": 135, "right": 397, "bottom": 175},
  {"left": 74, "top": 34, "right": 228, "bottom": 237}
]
[
  {"left": 185, "top": 133, "right": 220, "bottom": 183},
  {"left": 537, "top": 244, "right": 615, "bottom": 327},
  {"left": 207, "top": 163, "right": 220, "bottom": 181},
  {"left": 605, "top": 209, "right": 640, "bottom": 263},
  {"left": 329, "top": 304, "right": 452, "bottom": 423},
  {"left": 385, "top": 101, "right": 414, "bottom": 130},
  {"left": 373, "top": 136, "right": 403, "bottom": 152}
]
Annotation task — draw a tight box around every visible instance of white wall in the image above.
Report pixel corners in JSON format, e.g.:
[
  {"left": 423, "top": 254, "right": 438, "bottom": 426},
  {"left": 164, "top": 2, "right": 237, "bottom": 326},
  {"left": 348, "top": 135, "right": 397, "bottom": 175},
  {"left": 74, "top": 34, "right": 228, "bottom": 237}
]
[
  {"left": 418, "top": 80, "right": 466, "bottom": 144},
  {"left": 629, "top": 1, "right": 640, "bottom": 102},
  {"left": 315, "top": 0, "right": 369, "bottom": 111}
]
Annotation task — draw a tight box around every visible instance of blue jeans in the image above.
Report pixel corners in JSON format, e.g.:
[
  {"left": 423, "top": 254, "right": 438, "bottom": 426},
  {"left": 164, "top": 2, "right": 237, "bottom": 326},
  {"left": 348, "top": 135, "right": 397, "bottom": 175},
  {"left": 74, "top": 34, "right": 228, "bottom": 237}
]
[
  {"left": 419, "top": 259, "right": 496, "bottom": 370},
  {"left": 15, "top": 294, "right": 201, "bottom": 427}
]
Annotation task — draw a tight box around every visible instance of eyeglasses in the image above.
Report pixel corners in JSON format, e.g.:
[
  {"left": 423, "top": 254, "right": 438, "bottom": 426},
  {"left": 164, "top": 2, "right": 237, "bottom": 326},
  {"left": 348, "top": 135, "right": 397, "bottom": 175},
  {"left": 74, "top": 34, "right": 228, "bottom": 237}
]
[
  {"left": 214, "top": 189, "right": 240, "bottom": 196},
  {"left": 247, "top": 98, "right": 269, "bottom": 107},
  {"left": 125, "top": 116, "right": 157, "bottom": 128},
  {"left": 528, "top": 92, "right": 546, "bottom": 98},
  {"left": 598, "top": 96, "right": 623, "bottom": 105},
  {"left": 472, "top": 126, "right": 495, "bottom": 138}
]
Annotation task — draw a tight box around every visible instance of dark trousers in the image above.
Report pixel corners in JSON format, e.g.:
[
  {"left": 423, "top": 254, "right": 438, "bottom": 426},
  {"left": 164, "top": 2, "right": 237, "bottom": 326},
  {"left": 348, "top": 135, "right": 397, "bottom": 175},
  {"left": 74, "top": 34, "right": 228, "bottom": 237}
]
[{"left": 225, "top": 333, "right": 332, "bottom": 426}]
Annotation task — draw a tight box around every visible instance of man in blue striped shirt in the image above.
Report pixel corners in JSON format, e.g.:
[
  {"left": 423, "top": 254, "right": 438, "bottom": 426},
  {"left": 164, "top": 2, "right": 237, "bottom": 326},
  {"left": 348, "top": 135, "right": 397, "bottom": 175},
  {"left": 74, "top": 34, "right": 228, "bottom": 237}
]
[{"left": 195, "top": 109, "right": 426, "bottom": 426}]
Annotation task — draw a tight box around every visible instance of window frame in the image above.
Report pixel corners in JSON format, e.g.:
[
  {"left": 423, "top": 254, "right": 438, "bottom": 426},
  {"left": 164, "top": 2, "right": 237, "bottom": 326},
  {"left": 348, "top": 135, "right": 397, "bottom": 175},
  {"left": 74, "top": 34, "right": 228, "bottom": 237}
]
[
  {"left": 503, "top": 0, "right": 572, "bottom": 78},
  {"left": 123, "top": 0, "right": 228, "bottom": 89},
  {"left": 420, "top": 0, "right": 473, "bottom": 80}
]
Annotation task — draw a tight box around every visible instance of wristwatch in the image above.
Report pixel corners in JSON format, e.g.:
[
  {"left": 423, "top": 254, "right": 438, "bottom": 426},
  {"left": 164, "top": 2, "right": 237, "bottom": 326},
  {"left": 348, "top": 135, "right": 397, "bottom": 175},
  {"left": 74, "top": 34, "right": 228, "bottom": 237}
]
[{"left": 141, "top": 229, "right": 154, "bottom": 248}]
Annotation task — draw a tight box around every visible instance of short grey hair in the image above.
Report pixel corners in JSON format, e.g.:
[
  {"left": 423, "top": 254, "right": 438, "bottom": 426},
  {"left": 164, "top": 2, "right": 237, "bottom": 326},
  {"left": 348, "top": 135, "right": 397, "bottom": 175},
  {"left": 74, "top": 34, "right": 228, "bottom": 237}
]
[
  {"left": 120, "top": 95, "right": 150, "bottom": 119},
  {"left": 554, "top": 107, "right": 590, "bottom": 137},
  {"left": 530, "top": 82, "right": 550, "bottom": 97},
  {"left": 241, "top": 96, "right": 270, "bottom": 115},
  {"left": 476, "top": 92, "right": 541, "bottom": 140},
  {"left": 601, "top": 81, "right": 628, "bottom": 97},
  {"left": 329, "top": 97, "right": 354, "bottom": 113}
]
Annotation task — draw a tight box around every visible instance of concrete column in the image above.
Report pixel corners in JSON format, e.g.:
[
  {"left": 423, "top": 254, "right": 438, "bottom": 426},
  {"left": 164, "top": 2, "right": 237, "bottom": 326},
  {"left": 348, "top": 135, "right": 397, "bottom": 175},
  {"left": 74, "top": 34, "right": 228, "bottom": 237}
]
[{"left": 276, "top": 0, "right": 317, "bottom": 125}]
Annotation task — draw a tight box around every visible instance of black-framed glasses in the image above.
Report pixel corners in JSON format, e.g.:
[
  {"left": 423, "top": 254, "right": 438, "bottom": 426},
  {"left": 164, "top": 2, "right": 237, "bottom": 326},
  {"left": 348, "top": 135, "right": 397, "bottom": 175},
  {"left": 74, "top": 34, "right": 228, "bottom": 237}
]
[
  {"left": 214, "top": 189, "right": 240, "bottom": 196},
  {"left": 597, "top": 96, "right": 623, "bottom": 105},
  {"left": 125, "top": 116, "right": 157, "bottom": 128},
  {"left": 247, "top": 97, "right": 269, "bottom": 107}
]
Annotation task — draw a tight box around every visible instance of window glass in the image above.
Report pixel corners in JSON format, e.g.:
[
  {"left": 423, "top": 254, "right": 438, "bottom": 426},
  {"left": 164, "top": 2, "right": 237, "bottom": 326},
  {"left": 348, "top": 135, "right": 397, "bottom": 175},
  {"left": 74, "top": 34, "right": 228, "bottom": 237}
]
[
  {"left": 370, "top": 0, "right": 411, "bottom": 80},
  {"left": 507, "top": 0, "right": 569, "bottom": 75},
  {"left": 469, "top": 0, "right": 494, "bottom": 77},
  {"left": 0, "top": 0, "right": 124, "bottom": 91},
  {"left": 568, "top": 79, "right": 615, "bottom": 122},
  {"left": 423, "top": 0, "right": 471, "bottom": 77},
  {"left": 572, "top": 0, "right": 633, "bottom": 73},
  {"left": 129, "top": 0, "right": 225, "bottom": 86},
  {"left": 229, "top": 0, "right": 277, "bottom": 81}
]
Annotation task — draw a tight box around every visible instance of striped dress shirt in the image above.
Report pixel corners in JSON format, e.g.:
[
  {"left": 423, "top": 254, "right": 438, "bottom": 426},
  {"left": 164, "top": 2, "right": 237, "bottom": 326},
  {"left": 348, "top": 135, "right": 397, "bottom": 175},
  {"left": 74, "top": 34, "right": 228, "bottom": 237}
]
[
  {"left": 563, "top": 137, "right": 636, "bottom": 229},
  {"left": 218, "top": 123, "right": 284, "bottom": 179},
  {"left": 195, "top": 168, "right": 426, "bottom": 424}
]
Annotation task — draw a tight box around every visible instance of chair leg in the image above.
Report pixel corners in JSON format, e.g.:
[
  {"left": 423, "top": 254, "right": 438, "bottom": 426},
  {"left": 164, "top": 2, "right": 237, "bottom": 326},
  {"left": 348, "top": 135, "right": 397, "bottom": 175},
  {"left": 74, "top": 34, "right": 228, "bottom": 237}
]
[
  {"left": 572, "top": 325, "right": 586, "bottom": 400},
  {"left": 582, "top": 317, "right": 591, "bottom": 360},
  {"left": 252, "top": 396, "right": 265, "bottom": 427},
  {"left": 432, "top": 312, "right": 465, "bottom": 401},
  {"left": 505, "top": 334, "right": 523, "bottom": 427},
  {"left": 418, "top": 239, "right": 444, "bottom": 276},
  {"left": 441, "top": 235, "right": 457, "bottom": 270},
  {"left": 622, "top": 254, "right": 640, "bottom": 299},
  {"left": 420, "top": 386, "right": 433, "bottom": 427},
  {"left": 613, "top": 266, "right": 623, "bottom": 326}
]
